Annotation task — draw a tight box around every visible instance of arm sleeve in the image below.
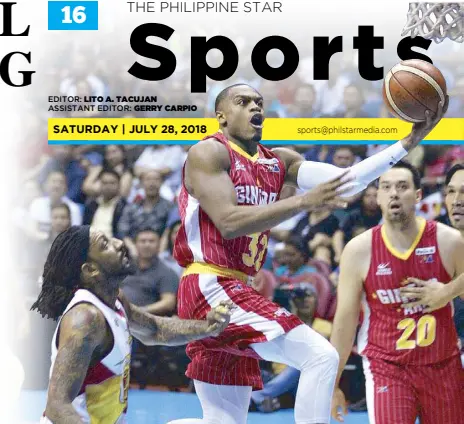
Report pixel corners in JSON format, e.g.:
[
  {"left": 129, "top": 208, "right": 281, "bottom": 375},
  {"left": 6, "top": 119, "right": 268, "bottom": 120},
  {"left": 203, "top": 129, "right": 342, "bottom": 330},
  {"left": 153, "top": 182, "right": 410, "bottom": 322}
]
[{"left": 296, "top": 141, "right": 408, "bottom": 198}]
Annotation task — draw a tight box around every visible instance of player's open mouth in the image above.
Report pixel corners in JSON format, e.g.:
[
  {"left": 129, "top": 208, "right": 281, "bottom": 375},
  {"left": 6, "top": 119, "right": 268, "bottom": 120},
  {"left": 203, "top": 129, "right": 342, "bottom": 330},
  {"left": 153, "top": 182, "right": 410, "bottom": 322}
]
[
  {"left": 250, "top": 114, "right": 264, "bottom": 129},
  {"left": 389, "top": 203, "right": 401, "bottom": 211}
]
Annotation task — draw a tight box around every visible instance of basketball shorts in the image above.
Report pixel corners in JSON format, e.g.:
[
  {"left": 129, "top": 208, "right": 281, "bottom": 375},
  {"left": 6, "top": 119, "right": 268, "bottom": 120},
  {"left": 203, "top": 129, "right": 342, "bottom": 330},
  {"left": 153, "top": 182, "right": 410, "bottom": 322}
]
[
  {"left": 363, "top": 355, "right": 464, "bottom": 424},
  {"left": 177, "top": 265, "right": 303, "bottom": 390}
]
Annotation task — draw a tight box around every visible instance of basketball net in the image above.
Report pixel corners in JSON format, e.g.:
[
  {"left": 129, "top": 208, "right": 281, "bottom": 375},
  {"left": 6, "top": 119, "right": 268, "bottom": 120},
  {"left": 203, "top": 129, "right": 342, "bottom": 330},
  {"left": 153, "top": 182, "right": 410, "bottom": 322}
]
[{"left": 401, "top": 3, "right": 464, "bottom": 43}]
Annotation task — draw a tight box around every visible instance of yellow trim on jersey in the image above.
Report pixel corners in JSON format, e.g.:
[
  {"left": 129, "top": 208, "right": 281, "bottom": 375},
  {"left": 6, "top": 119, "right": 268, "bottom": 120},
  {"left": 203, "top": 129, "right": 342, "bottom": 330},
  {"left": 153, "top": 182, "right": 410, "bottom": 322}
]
[
  {"left": 381, "top": 217, "right": 426, "bottom": 261},
  {"left": 312, "top": 318, "right": 333, "bottom": 339},
  {"left": 183, "top": 262, "right": 250, "bottom": 283},
  {"left": 228, "top": 141, "right": 260, "bottom": 162},
  {"left": 85, "top": 374, "right": 126, "bottom": 424}
]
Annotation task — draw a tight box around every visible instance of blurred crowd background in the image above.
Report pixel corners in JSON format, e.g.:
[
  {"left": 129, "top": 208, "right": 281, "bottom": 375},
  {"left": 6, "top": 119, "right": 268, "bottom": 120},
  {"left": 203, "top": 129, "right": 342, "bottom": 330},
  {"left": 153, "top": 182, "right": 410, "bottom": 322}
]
[{"left": 11, "top": 32, "right": 464, "bottom": 413}]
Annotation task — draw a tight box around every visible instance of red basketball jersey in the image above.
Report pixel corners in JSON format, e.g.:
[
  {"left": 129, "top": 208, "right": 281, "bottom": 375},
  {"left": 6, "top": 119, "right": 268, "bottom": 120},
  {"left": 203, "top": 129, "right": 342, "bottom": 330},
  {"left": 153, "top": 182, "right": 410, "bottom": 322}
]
[
  {"left": 358, "top": 219, "right": 460, "bottom": 365},
  {"left": 174, "top": 132, "right": 286, "bottom": 276}
]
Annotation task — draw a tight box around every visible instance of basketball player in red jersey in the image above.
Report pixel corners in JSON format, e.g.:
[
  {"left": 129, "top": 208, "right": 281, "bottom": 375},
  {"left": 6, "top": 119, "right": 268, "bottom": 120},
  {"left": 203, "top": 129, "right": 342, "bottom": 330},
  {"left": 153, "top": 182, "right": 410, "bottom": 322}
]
[
  {"left": 330, "top": 161, "right": 464, "bottom": 424},
  {"left": 399, "top": 163, "right": 464, "bottom": 312},
  {"left": 170, "top": 84, "right": 447, "bottom": 424}
]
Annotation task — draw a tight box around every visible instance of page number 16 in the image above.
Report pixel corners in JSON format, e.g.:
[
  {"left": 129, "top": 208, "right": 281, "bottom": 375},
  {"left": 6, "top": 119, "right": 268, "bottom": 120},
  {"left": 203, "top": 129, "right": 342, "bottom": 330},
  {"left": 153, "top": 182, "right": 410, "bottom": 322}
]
[{"left": 61, "top": 5, "right": 87, "bottom": 24}]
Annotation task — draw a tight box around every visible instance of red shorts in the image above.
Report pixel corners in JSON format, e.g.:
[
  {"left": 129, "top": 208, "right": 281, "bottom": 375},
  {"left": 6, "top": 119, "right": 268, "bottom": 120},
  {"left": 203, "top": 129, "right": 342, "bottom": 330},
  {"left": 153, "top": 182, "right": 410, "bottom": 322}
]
[
  {"left": 363, "top": 355, "right": 464, "bottom": 424},
  {"left": 177, "top": 271, "right": 303, "bottom": 390}
]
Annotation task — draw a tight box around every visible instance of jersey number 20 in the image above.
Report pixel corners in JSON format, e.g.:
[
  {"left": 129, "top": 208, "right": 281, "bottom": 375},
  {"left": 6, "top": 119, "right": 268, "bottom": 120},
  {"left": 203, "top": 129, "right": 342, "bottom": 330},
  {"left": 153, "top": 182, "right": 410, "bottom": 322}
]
[{"left": 396, "top": 315, "right": 436, "bottom": 350}]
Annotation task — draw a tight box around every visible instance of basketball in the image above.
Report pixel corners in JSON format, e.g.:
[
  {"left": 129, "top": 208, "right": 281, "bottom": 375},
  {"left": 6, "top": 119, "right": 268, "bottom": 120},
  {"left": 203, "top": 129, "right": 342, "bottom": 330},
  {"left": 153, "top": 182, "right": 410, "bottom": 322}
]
[{"left": 382, "top": 59, "right": 447, "bottom": 123}]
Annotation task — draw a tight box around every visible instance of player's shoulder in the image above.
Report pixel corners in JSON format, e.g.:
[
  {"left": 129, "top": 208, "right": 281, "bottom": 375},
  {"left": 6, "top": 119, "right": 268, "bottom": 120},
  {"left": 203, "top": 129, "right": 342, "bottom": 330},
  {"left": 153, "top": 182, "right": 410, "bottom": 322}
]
[
  {"left": 343, "top": 228, "right": 373, "bottom": 258},
  {"left": 60, "top": 302, "right": 108, "bottom": 341},
  {"left": 187, "top": 137, "right": 230, "bottom": 168},
  {"left": 436, "top": 221, "right": 464, "bottom": 248},
  {"left": 436, "top": 220, "right": 460, "bottom": 236},
  {"left": 339, "top": 229, "right": 373, "bottom": 280},
  {"left": 435, "top": 221, "right": 464, "bottom": 275},
  {"left": 270, "top": 146, "right": 303, "bottom": 166}
]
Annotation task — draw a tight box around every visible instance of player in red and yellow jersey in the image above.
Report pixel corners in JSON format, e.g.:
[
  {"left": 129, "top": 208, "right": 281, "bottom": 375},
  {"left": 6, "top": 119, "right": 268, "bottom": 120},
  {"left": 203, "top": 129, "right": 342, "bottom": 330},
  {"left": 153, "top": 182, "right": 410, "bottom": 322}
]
[
  {"left": 398, "top": 163, "right": 464, "bottom": 312},
  {"left": 171, "top": 84, "right": 447, "bottom": 424},
  {"left": 331, "top": 161, "right": 464, "bottom": 424},
  {"left": 399, "top": 163, "right": 464, "bottom": 365}
]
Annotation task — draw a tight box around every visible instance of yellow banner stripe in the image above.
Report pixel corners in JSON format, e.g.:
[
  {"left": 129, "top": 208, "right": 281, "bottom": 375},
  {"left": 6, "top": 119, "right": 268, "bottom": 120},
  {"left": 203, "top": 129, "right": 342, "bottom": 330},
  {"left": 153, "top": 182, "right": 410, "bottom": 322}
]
[{"left": 48, "top": 118, "right": 464, "bottom": 142}]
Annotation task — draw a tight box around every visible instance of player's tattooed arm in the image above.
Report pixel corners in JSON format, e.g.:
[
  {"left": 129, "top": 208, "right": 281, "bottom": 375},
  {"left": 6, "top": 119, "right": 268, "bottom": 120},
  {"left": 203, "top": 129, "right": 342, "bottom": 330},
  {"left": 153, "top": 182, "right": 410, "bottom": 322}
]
[
  {"left": 44, "top": 304, "right": 108, "bottom": 424},
  {"left": 118, "top": 290, "right": 232, "bottom": 345},
  {"left": 129, "top": 308, "right": 231, "bottom": 346}
]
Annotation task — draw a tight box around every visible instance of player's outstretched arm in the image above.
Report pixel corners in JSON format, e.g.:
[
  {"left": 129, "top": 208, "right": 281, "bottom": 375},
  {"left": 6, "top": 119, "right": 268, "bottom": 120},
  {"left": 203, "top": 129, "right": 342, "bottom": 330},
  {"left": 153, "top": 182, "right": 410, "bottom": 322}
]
[
  {"left": 400, "top": 223, "right": 464, "bottom": 311},
  {"left": 45, "top": 304, "right": 108, "bottom": 424},
  {"left": 119, "top": 291, "right": 232, "bottom": 346},
  {"left": 275, "top": 96, "right": 448, "bottom": 197},
  {"left": 184, "top": 140, "right": 350, "bottom": 239},
  {"left": 329, "top": 232, "right": 369, "bottom": 422}
]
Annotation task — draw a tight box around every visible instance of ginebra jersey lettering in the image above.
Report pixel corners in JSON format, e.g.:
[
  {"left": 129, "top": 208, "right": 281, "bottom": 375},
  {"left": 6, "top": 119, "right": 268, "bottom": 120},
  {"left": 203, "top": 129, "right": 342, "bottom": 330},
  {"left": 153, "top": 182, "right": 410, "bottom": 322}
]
[
  {"left": 235, "top": 185, "right": 278, "bottom": 205},
  {"left": 374, "top": 281, "right": 437, "bottom": 315}
]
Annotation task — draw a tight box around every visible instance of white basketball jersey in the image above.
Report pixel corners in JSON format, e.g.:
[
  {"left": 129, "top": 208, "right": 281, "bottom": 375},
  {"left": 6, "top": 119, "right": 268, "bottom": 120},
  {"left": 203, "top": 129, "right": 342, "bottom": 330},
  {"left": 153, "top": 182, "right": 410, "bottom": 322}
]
[{"left": 42, "top": 289, "right": 132, "bottom": 424}]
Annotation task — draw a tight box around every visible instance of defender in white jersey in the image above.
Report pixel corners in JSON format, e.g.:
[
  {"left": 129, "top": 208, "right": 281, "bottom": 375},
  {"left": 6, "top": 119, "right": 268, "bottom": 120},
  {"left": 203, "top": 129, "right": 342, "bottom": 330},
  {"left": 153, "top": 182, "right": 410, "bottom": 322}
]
[
  {"left": 31, "top": 225, "right": 232, "bottom": 424},
  {"left": 44, "top": 289, "right": 133, "bottom": 424}
]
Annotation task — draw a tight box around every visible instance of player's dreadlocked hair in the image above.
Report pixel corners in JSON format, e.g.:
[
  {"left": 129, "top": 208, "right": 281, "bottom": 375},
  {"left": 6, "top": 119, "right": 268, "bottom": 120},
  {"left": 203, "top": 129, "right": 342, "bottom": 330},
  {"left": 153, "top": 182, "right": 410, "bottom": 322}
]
[{"left": 31, "top": 225, "right": 91, "bottom": 321}]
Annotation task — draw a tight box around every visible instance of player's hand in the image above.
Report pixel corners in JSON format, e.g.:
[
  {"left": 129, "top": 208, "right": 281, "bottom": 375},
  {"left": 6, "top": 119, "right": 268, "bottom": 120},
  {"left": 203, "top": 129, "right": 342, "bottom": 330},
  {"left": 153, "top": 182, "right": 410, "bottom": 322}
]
[
  {"left": 300, "top": 171, "right": 354, "bottom": 212},
  {"left": 331, "top": 387, "right": 348, "bottom": 422},
  {"left": 402, "top": 95, "right": 449, "bottom": 150},
  {"left": 399, "top": 277, "right": 453, "bottom": 313},
  {"left": 205, "top": 301, "right": 234, "bottom": 336}
]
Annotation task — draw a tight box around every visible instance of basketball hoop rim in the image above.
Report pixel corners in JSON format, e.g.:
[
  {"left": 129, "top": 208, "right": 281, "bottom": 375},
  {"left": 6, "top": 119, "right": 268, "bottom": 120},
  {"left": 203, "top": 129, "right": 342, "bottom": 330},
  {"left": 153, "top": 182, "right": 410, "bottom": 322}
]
[{"left": 401, "top": 2, "right": 464, "bottom": 44}]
